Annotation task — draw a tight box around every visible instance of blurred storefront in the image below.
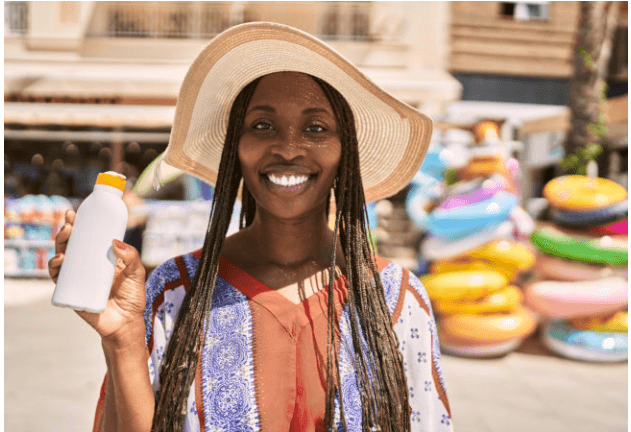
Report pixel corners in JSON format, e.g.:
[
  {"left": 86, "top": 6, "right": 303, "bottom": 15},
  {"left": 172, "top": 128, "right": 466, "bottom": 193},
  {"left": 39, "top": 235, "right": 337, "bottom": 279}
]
[{"left": 4, "top": 1, "right": 462, "bottom": 276}]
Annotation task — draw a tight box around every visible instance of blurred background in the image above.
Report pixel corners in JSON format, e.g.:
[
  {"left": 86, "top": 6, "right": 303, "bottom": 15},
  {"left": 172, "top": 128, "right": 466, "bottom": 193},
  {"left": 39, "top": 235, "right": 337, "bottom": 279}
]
[{"left": 4, "top": 2, "right": 628, "bottom": 431}]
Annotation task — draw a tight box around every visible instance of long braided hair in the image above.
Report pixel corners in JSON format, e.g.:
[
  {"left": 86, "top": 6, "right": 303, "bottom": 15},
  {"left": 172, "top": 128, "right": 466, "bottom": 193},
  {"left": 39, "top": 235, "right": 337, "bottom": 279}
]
[{"left": 152, "top": 74, "right": 410, "bottom": 432}]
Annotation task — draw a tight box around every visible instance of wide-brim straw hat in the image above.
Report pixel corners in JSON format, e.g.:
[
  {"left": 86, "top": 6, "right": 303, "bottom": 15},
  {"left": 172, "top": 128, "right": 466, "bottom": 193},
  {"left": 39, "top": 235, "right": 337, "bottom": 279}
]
[{"left": 147, "top": 21, "right": 433, "bottom": 203}]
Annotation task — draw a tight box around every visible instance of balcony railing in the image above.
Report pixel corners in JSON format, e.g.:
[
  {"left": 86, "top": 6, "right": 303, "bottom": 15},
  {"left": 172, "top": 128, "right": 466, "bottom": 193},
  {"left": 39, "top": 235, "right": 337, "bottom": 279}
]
[
  {"left": 87, "top": 2, "right": 238, "bottom": 39},
  {"left": 5, "top": 1, "right": 28, "bottom": 37},
  {"left": 319, "top": 2, "right": 374, "bottom": 42},
  {"left": 87, "top": 1, "right": 379, "bottom": 42}
]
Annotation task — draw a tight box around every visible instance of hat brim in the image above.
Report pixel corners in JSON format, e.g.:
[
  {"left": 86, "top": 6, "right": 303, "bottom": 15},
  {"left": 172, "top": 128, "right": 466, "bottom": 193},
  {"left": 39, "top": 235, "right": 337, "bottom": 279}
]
[{"left": 161, "top": 21, "right": 432, "bottom": 203}]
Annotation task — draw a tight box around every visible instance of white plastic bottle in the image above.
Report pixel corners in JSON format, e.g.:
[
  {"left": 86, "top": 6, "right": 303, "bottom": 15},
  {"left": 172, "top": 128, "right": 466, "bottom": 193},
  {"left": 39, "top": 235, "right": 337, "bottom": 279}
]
[{"left": 52, "top": 172, "right": 129, "bottom": 313}]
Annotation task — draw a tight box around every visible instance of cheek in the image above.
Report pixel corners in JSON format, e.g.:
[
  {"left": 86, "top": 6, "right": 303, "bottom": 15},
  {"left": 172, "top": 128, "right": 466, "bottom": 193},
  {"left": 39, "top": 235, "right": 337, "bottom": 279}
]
[
  {"left": 320, "top": 145, "right": 342, "bottom": 175},
  {"left": 237, "top": 141, "right": 259, "bottom": 175}
]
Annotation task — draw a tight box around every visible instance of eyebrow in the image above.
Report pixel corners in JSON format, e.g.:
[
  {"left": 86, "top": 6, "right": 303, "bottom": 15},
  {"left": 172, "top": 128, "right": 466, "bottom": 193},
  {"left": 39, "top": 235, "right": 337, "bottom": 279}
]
[{"left": 246, "top": 105, "right": 332, "bottom": 116}]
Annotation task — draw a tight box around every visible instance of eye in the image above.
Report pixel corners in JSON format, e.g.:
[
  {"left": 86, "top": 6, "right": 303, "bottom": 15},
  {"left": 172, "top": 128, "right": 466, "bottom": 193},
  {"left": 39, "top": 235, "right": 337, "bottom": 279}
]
[
  {"left": 306, "top": 124, "right": 326, "bottom": 133},
  {"left": 253, "top": 121, "right": 273, "bottom": 130}
]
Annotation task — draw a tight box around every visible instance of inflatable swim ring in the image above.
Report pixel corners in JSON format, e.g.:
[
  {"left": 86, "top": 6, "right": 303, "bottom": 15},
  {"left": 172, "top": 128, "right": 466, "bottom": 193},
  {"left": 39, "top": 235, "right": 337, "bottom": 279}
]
[
  {"left": 420, "top": 270, "right": 508, "bottom": 301},
  {"left": 419, "top": 144, "right": 470, "bottom": 180},
  {"left": 438, "top": 329, "right": 523, "bottom": 358},
  {"left": 457, "top": 156, "right": 507, "bottom": 181},
  {"left": 523, "top": 277, "right": 628, "bottom": 319},
  {"left": 549, "top": 199, "right": 628, "bottom": 228},
  {"left": 465, "top": 239, "right": 536, "bottom": 271},
  {"left": 588, "top": 218, "right": 628, "bottom": 236},
  {"left": 449, "top": 177, "right": 487, "bottom": 195},
  {"left": 421, "top": 220, "right": 515, "bottom": 261},
  {"left": 543, "top": 175, "right": 628, "bottom": 211},
  {"left": 530, "top": 223, "right": 628, "bottom": 266},
  {"left": 428, "top": 192, "right": 518, "bottom": 239},
  {"left": 438, "top": 174, "right": 507, "bottom": 210},
  {"left": 541, "top": 320, "right": 628, "bottom": 363},
  {"left": 438, "top": 306, "right": 538, "bottom": 343},
  {"left": 568, "top": 310, "right": 628, "bottom": 333},
  {"left": 434, "top": 285, "right": 523, "bottom": 314},
  {"left": 535, "top": 252, "right": 628, "bottom": 282},
  {"left": 430, "top": 257, "right": 517, "bottom": 281}
]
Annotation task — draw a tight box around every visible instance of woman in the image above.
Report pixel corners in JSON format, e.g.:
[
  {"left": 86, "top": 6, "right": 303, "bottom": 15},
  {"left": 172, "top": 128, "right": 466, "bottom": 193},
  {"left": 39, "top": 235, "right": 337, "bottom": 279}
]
[{"left": 49, "top": 23, "right": 452, "bottom": 432}]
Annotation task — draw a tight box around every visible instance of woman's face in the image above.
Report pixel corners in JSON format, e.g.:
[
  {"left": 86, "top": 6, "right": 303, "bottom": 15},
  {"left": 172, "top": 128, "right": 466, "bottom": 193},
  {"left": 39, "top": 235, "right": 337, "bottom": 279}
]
[{"left": 239, "top": 72, "right": 342, "bottom": 222}]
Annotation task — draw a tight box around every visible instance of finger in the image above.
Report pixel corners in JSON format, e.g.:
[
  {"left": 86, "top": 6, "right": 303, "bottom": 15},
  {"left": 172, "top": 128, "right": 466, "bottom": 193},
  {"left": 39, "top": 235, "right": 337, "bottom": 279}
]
[
  {"left": 111, "top": 240, "right": 145, "bottom": 283},
  {"left": 65, "top": 209, "right": 76, "bottom": 225},
  {"left": 55, "top": 223, "right": 73, "bottom": 255},
  {"left": 48, "top": 253, "right": 63, "bottom": 282}
]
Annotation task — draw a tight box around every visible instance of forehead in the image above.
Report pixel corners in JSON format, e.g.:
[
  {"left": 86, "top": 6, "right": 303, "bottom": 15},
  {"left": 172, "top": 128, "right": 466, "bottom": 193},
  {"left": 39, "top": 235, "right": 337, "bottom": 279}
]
[{"left": 248, "top": 72, "right": 332, "bottom": 109}]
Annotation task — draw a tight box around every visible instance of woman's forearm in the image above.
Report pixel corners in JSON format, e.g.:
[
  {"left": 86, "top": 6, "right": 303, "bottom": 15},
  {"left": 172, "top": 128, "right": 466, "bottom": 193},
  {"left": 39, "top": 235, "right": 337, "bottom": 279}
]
[{"left": 101, "top": 320, "right": 154, "bottom": 432}]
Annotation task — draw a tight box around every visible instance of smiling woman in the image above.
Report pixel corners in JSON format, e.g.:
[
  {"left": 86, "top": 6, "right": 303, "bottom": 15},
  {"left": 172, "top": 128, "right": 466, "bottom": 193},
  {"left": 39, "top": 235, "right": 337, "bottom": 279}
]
[{"left": 49, "top": 22, "right": 451, "bottom": 432}]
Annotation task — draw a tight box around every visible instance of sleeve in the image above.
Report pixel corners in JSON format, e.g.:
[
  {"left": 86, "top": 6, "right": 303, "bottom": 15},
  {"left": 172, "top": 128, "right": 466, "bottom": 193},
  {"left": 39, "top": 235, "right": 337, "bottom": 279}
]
[
  {"left": 92, "top": 255, "right": 201, "bottom": 432},
  {"left": 393, "top": 270, "right": 454, "bottom": 432}
]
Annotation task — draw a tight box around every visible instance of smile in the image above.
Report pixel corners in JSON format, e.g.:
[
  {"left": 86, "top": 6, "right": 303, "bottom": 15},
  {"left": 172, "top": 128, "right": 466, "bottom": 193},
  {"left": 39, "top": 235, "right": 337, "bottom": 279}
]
[{"left": 266, "top": 173, "right": 311, "bottom": 187}]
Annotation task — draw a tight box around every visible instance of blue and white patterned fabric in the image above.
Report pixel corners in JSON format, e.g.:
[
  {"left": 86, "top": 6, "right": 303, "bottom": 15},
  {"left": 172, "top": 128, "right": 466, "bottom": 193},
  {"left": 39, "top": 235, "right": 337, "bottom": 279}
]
[{"left": 144, "top": 253, "right": 453, "bottom": 432}]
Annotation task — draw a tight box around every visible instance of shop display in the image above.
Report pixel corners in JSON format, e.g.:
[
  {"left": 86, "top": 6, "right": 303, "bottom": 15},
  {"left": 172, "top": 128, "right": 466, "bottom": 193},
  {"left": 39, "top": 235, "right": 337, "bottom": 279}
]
[{"left": 4, "top": 194, "right": 73, "bottom": 277}]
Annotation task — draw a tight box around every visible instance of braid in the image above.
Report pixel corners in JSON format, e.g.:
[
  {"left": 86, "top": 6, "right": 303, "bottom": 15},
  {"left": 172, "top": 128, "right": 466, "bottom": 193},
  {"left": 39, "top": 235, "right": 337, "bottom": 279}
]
[
  {"left": 313, "top": 76, "right": 411, "bottom": 432},
  {"left": 152, "top": 77, "right": 261, "bottom": 431},
  {"left": 239, "top": 183, "right": 256, "bottom": 228}
]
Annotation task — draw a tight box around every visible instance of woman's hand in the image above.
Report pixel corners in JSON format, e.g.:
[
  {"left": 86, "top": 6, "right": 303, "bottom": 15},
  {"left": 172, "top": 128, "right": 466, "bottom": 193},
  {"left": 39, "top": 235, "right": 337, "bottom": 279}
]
[{"left": 48, "top": 209, "right": 147, "bottom": 344}]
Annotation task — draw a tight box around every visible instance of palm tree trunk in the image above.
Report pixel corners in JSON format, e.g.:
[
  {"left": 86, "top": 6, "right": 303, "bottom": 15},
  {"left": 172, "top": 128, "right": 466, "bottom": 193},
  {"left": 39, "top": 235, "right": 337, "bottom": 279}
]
[{"left": 566, "top": 1, "right": 619, "bottom": 158}]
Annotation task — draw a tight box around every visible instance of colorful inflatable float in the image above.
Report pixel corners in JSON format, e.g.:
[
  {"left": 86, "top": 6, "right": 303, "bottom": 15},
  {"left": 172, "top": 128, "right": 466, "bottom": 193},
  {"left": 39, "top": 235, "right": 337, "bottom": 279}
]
[
  {"left": 407, "top": 121, "right": 538, "bottom": 358},
  {"left": 529, "top": 167, "right": 628, "bottom": 362}
]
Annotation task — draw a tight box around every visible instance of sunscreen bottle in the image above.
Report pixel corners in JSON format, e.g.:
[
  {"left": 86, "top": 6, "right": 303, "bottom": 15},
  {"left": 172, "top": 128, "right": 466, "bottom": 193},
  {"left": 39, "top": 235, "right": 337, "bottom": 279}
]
[{"left": 52, "top": 172, "right": 129, "bottom": 312}]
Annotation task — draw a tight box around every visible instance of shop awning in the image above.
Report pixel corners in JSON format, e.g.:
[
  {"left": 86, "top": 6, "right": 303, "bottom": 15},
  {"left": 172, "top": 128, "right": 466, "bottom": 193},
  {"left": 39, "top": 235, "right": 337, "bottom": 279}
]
[{"left": 4, "top": 102, "right": 176, "bottom": 129}]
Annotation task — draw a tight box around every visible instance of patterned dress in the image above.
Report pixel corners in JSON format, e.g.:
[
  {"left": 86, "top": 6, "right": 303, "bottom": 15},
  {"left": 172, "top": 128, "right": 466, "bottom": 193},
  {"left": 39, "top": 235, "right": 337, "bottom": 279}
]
[{"left": 92, "top": 250, "right": 453, "bottom": 432}]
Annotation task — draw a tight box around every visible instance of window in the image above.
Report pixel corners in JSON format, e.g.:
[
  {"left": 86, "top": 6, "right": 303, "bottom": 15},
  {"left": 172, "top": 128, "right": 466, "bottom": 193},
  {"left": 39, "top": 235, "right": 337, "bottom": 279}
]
[
  {"left": 500, "top": 1, "right": 550, "bottom": 21},
  {"left": 5, "top": 1, "right": 28, "bottom": 37}
]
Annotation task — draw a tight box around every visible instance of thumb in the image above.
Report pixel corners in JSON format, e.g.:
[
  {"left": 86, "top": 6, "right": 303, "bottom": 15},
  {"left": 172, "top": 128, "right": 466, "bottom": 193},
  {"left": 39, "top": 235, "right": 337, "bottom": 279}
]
[{"left": 112, "top": 239, "right": 145, "bottom": 282}]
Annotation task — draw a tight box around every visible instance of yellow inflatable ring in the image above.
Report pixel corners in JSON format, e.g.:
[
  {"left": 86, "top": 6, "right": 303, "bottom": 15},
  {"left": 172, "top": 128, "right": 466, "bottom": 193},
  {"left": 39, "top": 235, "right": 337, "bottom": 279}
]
[
  {"left": 464, "top": 239, "right": 536, "bottom": 271},
  {"left": 420, "top": 270, "right": 508, "bottom": 301},
  {"left": 438, "top": 306, "right": 538, "bottom": 343},
  {"left": 543, "top": 175, "right": 628, "bottom": 211},
  {"left": 434, "top": 285, "right": 524, "bottom": 314},
  {"left": 430, "top": 258, "right": 517, "bottom": 281},
  {"left": 568, "top": 311, "right": 628, "bottom": 333}
]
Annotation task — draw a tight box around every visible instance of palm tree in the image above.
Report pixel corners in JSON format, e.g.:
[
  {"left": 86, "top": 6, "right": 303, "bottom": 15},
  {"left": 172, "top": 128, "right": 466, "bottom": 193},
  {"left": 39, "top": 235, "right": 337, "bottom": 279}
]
[{"left": 565, "top": 1, "right": 619, "bottom": 172}]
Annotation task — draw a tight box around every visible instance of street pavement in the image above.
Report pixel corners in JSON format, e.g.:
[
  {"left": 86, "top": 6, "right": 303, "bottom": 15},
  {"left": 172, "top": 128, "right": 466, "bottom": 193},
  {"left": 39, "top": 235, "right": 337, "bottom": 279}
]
[{"left": 5, "top": 277, "right": 628, "bottom": 432}]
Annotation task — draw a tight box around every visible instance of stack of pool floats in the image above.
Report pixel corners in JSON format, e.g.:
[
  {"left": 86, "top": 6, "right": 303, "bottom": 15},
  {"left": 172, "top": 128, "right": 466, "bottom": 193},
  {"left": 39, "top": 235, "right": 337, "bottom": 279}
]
[
  {"left": 525, "top": 164, "right": 628, "bottom": 363},
  {"left": 406, "top": 121, "right": 539, "bottom": 358}
]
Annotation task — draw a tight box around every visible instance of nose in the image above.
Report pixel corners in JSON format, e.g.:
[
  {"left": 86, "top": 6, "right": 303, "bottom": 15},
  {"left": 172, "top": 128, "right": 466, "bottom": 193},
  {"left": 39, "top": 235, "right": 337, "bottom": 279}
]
[{"left": 269, "top": 126, "right": 307, "bottom": 160}]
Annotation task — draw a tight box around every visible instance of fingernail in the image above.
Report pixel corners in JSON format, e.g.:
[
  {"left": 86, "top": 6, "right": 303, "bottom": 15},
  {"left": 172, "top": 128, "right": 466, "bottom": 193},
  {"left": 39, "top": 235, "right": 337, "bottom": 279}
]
[{"left": 113, "top": 239, "right": 127, "bottom": 249}]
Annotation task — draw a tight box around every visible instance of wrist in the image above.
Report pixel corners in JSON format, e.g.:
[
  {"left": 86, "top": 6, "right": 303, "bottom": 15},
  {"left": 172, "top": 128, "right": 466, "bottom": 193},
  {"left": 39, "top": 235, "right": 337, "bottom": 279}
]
[{"left": 101, "top": 318, "right": 147, "bottom": 354}]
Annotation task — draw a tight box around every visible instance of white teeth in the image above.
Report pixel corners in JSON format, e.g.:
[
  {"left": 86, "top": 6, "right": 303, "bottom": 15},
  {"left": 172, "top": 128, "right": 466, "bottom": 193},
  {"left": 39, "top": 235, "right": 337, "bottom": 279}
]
[{"left": 267, "top": 173, "right": 309, "bottom": 187}]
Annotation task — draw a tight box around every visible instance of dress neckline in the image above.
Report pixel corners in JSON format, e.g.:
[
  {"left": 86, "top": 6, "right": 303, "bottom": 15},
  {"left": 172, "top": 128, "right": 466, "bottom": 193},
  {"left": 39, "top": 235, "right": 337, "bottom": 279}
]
[{"left": 217, "top": 256, "right": 348, "bottom": 337}]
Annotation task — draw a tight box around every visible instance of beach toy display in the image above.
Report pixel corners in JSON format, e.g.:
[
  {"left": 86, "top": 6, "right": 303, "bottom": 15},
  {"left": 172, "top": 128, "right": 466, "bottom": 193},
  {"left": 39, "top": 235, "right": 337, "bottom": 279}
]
[
  {"left": 529, "top": 167, "right": 628, "bottom": 362},
  {"left": 4, "top": 194, "right": 73, "bottom": 276},
  {"left": 406, "top": 121, "right": 538, "bottom": 358}
]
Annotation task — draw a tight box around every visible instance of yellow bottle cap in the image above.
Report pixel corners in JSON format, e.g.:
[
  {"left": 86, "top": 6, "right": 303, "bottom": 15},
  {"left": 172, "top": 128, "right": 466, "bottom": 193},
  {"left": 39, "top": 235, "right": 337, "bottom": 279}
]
[{"left": 96, "top": 171, "right": 126, "bottom": 192}]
